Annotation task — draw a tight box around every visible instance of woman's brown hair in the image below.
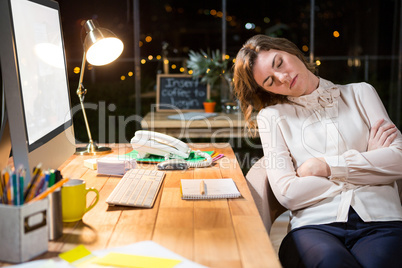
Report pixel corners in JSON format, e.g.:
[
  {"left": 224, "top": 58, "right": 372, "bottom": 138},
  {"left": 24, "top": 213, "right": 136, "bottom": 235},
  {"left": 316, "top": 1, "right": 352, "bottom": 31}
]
[{"left": 233, "top": 35, "right": 315, "bottom": 134}]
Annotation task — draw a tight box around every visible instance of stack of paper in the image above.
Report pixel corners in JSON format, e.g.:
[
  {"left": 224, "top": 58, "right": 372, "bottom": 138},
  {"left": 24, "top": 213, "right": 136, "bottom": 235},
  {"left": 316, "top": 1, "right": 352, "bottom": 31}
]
[
  {"left": 84, "top": 158, "right": 98, "bottom": 170},
  {"left": 97, "top": 157, "right": 137, "bottom": 176}
]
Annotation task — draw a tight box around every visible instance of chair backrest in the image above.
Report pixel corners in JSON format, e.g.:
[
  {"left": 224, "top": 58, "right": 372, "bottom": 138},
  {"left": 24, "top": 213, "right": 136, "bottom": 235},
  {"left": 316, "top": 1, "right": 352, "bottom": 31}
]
[{"left": 246, "top": 157, "right": 287, "bottom": 234}]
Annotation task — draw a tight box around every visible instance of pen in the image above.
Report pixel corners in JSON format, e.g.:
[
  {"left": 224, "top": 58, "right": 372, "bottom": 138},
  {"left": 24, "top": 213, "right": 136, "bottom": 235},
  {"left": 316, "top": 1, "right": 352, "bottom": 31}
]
[
  {"left": 200, "top": 180, "right": 205, "bottom": 195},
  {"left": 19, "top": 168, "right": 25, "bottom": 205},
  {"left": 55, "top": 169, "right": 62, "bottom": 183},
  {"left": 28, "top": 177, "right": 69, "bottom": 203},
  {"left": 34, "top": 174, "right": 46, "bottom": 197},
  {"left": 12, "top": 172, "right": 18, "bottom": 205},
  {"left": 48, "top": 169, "right": 56, "bottom": 187},
  {"left": 212, "top": 154, "right": 225, "bottom": 162},
  {"left": 39, "top": 171, "right": 50, "bottom": 194}
]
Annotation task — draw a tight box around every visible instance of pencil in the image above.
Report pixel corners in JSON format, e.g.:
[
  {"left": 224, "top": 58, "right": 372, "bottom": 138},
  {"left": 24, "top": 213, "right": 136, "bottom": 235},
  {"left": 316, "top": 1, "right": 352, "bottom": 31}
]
[
  {"left": 25, "top": 171, "right": 44, "bottom": 202},
  {"left": 28, "top": 177, "right": 69, "bottom": 203},
  {"left": 0, "top": 170, "right": 3, "bottom": 201},
  {"left": 24, "top": 165, "right": 42, "bottom": 201},
  {"left": 200, "top": 180, "right": 205, "bottom": 195},
  {"left": 4, "top": 170, "right": 12, "bottom": 205}
]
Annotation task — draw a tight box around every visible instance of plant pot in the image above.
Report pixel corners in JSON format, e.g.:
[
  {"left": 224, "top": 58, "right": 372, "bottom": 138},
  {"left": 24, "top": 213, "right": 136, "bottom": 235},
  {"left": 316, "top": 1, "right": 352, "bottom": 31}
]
[{"left": 203, "top": 102, "right": 216, "bottom": 113}]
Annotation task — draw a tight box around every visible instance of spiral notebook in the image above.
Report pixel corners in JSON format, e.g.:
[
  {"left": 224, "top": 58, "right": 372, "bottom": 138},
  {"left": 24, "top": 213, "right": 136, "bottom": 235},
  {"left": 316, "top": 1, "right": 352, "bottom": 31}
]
[{"left": 180, "top": 179, "right": 241, "bottom": 200}]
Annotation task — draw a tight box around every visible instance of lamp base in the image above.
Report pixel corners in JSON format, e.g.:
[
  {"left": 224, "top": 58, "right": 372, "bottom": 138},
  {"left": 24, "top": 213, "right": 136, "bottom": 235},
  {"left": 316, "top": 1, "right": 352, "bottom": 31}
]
[{"left": 75, "top": 142, "right": 112, "bottom": 155}]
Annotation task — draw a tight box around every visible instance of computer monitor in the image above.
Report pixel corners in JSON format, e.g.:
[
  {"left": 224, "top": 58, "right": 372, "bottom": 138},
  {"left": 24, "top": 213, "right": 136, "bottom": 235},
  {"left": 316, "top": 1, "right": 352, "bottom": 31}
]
[{"left": 0, "top": 0, "right": 75, "bottom": 186}]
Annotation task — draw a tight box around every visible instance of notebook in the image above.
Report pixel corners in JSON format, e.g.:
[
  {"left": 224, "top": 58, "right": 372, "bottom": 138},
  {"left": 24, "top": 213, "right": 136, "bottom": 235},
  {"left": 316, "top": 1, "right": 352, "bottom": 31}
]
[{"left": 180, "top": 178, "right": 241, "bottom": 200}]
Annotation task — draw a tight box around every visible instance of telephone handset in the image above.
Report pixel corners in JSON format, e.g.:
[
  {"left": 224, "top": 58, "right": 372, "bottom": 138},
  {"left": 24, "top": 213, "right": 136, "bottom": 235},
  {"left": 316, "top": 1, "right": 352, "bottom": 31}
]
[{"left": 130, "top": 130, "right": 212, "bottom": 168}]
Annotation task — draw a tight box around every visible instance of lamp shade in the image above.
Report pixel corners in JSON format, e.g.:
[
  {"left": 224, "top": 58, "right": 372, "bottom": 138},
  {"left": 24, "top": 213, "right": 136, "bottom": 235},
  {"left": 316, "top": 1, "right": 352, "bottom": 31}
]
[{"left": 83, "top": 20, "right": 124, "bottom": 66}]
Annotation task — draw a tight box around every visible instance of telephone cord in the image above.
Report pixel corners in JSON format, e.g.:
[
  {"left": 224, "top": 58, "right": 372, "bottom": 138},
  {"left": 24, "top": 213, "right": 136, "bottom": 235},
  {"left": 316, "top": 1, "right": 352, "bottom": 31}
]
[{"left": 187, "top": 150, "right": 212, "bottom": 168}]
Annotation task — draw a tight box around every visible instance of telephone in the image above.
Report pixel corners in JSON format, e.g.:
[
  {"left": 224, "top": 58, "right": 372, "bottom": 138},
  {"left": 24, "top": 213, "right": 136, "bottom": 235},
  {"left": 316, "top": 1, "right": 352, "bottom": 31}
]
[{"left": 130, "top": 130, "right": 212, "bottom": 168}]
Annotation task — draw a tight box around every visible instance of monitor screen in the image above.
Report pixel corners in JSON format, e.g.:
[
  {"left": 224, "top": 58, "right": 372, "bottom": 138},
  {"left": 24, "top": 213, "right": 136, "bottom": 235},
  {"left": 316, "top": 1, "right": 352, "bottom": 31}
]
[
  {"left": 10, "top": 0, "right": 72, "bottom": 149},
  {"left": 0, "top": 0, "right": 75, "bottom": 184}
]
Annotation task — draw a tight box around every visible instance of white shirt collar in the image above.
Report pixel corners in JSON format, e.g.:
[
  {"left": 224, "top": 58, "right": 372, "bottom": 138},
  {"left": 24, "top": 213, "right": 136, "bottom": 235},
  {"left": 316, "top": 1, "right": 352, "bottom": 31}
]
[{"left": 287, "top": 78, "right": 341, "bottom": 109}]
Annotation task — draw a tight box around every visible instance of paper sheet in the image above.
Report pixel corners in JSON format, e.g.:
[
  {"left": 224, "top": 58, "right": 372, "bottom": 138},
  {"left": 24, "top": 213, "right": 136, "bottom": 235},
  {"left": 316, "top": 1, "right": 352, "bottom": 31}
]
[
  {"left": 10, "top": 241, "right": 207, "bottom": 268},
  {"left": 59, "top": 245, "right": 92, "bottom": 263},
  {"left": 93, "top": 252, "right": 181, "bottom": 268}
]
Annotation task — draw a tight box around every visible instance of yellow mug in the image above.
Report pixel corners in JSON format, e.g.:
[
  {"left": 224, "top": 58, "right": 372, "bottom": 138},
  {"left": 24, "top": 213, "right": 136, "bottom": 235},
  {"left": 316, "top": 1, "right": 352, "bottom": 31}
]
[{"left": 61, "top": 179, "right": 99, "bottom": 222}]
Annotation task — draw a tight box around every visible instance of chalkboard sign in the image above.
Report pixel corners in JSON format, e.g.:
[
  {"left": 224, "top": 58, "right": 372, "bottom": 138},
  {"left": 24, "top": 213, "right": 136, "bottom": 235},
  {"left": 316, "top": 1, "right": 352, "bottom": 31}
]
[{"left": 156, "top": 74, "right": 210, "bottom": 112}]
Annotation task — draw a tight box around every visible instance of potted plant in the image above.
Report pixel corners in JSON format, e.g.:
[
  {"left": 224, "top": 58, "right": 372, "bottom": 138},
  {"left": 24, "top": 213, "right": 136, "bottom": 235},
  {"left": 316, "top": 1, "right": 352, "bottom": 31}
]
[
  {"left": 187, "top": 49, "right": 231, "bottom": 87},
  {"left": 187, "top": 49, "right": 238, "bottom": 113},
  {"left": 203, "top": 98, "right": 216, "bottom": 113}
]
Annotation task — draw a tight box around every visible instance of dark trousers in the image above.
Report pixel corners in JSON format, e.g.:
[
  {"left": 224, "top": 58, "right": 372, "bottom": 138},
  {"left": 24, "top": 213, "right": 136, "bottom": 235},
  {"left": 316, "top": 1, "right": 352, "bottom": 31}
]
[{"left": 279, "top": 207, "right": 402, "bottom": 268}]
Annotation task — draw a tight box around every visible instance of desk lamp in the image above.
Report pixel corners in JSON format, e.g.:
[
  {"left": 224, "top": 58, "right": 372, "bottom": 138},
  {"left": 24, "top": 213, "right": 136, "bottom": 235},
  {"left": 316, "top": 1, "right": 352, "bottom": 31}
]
[{"left": 75, "top": 19, "right": 124, "bottom": 155}]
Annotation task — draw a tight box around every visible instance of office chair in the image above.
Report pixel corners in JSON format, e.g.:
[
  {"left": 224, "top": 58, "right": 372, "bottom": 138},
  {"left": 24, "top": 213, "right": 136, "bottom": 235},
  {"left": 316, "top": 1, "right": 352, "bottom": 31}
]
[{"left": 246, "top": 157, "right": 287, "bottom": 234}]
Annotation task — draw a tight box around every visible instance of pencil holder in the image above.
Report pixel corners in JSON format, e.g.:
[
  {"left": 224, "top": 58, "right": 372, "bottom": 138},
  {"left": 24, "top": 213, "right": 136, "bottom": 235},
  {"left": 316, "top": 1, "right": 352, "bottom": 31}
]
[{"left": 0, "top": 199, "right": 49, "bottom": 263}]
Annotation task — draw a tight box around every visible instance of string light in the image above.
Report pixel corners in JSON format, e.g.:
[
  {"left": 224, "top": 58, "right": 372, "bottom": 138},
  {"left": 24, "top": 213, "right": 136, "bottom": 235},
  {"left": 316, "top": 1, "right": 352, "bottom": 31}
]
[
  {"left": 333, "top": 31, "right": 340, "bottom": 38},
  {"left": 145, "top": 36, "right": 152, "bottom": 42}
]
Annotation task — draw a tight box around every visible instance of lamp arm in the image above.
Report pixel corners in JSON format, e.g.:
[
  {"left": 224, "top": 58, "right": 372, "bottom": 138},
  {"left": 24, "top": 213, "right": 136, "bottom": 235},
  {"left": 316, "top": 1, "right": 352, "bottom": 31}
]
[
  {"left": 77, "top": 51, "right": 94, "bottom": 145},
  {"left": 77, "top": 51, "right": 87, "bottom": 99}
]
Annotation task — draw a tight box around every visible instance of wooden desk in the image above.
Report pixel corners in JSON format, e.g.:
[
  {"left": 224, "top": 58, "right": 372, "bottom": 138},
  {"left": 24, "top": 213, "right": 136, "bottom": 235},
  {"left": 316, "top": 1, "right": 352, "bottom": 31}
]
[
  {"left": 141, "top": 112, "right": 258, "bottom": 138},
  {"left": 0, "top": 143, "right": 280, "bottom": 268}
]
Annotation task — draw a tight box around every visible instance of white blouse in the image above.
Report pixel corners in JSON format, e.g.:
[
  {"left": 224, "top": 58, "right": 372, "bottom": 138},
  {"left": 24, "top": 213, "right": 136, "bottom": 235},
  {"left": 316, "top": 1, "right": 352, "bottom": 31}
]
[{"left": 257, "top": 78, "right": 402, "bottom": 230}]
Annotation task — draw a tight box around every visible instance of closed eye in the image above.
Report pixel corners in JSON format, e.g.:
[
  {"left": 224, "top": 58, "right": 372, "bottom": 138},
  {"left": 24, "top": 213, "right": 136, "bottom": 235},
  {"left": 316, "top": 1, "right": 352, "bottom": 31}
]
[
  {"left": 267, "top": 58, "right": 283, "bottom": 86},
  {"left": 268, "top": 77, "right": 274, "bottom": 86},
  {"left": 262, "top": 55, "right": 282, "bottom": 87},
  {"left": 277, "top": 58, "right": 283, "bottom": 68},
  {"left": 263, "top": 76, "right": 273, "bottom": 87}
]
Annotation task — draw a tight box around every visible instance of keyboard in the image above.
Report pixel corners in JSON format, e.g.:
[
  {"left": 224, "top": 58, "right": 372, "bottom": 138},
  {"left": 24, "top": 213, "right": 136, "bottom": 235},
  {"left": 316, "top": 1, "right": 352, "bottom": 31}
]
[{"left": 106, "top": 168, "right": 166, "bottom": 208}]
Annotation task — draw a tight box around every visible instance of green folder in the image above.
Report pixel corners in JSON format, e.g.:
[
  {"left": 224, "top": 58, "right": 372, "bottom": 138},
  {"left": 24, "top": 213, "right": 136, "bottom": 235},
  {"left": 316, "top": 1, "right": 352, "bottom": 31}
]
[{"left": 122, "top": 150, "right": 214, "bottom": 163}]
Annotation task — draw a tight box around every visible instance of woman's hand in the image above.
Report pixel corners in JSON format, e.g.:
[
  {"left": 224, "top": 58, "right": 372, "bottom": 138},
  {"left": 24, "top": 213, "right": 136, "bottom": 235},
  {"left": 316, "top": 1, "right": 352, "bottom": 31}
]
[
  {"left": 368, "top": 119, "right": 397, "bottom": 151},
  {"left": 297, "top": 157, "right": 330, "bottom": 177}
]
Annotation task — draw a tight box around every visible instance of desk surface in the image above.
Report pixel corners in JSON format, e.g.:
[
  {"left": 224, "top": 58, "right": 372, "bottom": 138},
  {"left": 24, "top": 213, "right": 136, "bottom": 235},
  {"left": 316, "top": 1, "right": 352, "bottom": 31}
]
[
  {"left": 1, "top": 143, "right": 280, "bottom": 268},
  {"left": 141, "top": 112, "right": 258, "bottom": 138}
]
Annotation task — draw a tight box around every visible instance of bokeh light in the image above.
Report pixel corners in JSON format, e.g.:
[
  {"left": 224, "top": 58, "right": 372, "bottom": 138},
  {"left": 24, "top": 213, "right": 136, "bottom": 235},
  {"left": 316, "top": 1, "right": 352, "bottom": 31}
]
[{"left": 333, "top": 31, "right": 340, "bottom": 38}]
